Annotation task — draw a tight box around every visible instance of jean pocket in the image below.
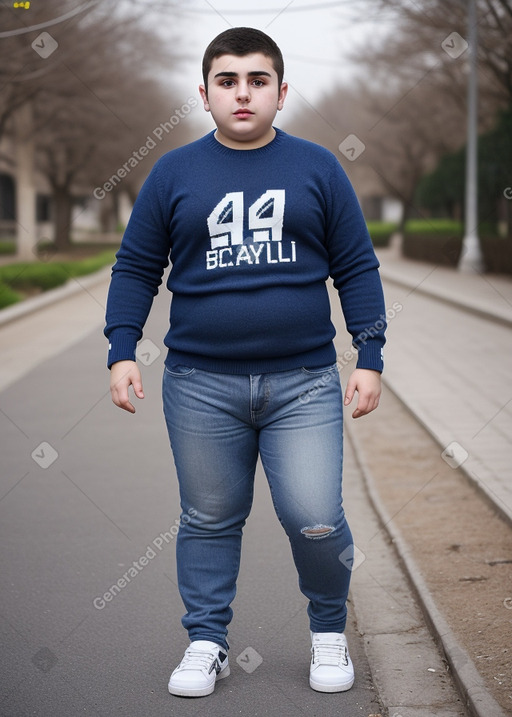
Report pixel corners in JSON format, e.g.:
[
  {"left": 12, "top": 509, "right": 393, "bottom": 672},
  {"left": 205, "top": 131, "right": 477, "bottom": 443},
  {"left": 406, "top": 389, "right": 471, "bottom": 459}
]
[
  {"left": 164, "top": 364, "right": 196, "bottom": 378},
  {"left": 301, "top": 363, "right": 338, "bottom": 376}
]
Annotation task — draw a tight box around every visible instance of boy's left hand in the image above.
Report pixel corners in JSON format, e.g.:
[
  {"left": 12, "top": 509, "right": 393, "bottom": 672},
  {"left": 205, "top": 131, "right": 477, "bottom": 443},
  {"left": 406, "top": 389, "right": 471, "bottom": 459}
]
[{"left": 344, "top": 368, "right": 382, "bottom": 419}]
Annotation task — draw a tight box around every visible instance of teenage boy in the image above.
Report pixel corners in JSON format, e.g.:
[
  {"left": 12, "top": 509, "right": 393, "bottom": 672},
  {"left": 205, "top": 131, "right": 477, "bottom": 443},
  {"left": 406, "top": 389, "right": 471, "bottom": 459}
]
[{"left": 105, "top": 27, "right": 386, "bottom": 698}]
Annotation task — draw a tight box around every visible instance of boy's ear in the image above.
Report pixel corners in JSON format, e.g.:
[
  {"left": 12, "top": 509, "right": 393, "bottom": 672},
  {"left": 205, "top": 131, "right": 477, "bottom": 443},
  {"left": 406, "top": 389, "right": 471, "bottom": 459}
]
[
  {"left": 277, "top": 81, "right": 288, "bottom": 111},
  {"left": 199, "top": 85, "right": 210, "bottom": 112}
]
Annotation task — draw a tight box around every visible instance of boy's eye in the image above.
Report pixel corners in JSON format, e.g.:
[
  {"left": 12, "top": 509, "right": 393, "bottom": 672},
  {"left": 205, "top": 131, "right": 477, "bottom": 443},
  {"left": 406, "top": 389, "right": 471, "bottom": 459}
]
[{"left": 219, "top": 78, "right": 266, "bottom": 88}]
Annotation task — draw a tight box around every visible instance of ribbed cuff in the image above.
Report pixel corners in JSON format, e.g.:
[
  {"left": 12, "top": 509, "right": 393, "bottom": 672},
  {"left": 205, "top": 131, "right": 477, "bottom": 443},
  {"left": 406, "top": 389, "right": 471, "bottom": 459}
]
[
  {"left": 107, "top": 331, "right": 139, "bottom": 368},
  {"left": 355, "top": 340, "right": 384, "bottom": 373}
]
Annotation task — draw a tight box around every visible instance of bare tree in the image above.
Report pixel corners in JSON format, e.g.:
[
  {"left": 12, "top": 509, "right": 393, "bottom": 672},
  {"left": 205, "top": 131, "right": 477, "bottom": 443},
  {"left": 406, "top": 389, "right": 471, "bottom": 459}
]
[
  {"left": 342, "top": 0, "right": 512, "bottom": 227},
  {"left": 353, "top": 0, "right": 512, "bottom": 112},
  {"left": 284, "top": 0, "right": 512, "bottom": 228},
  {"left": 1, "top": 0, "right": 188, "bottom": 253}
]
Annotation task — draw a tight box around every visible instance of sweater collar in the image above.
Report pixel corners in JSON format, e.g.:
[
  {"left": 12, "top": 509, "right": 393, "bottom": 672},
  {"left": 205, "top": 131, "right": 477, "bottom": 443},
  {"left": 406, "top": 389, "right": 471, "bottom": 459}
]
[{"left": 203, "top": 127, "right": 285, "bottom": 156}]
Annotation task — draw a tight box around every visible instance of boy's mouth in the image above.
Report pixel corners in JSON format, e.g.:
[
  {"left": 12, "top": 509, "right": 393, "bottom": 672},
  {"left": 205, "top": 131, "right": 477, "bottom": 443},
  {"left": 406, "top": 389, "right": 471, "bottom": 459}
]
[{"left": 234, "top": 109, "right": 254, "bottom": 117}]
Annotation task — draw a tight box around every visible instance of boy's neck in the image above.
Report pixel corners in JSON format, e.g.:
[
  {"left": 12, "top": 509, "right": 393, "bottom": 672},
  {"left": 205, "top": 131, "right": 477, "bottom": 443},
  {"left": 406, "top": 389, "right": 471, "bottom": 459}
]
[{"left": 213, "top": 127, "right": 276, "bottom": 150}]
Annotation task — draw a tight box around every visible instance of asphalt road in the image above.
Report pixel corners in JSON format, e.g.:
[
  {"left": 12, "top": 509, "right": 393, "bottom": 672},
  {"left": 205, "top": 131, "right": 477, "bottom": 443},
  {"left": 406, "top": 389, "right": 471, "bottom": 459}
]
[{"left": 0, "top": 286, "right": 385, "bottom": 717}]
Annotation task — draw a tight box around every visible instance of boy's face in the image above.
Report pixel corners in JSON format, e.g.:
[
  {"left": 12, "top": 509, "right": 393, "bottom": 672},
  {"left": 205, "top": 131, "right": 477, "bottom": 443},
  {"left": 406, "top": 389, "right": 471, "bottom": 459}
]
[{"left": 199, "top": 52, "right": 288, "bottom": 150}]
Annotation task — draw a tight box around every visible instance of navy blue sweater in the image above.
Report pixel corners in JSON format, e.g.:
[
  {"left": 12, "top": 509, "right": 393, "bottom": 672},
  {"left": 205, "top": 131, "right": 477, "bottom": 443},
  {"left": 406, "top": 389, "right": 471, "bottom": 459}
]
[{"left": 105, "top": 129, "right": 386, "bottom": 374}]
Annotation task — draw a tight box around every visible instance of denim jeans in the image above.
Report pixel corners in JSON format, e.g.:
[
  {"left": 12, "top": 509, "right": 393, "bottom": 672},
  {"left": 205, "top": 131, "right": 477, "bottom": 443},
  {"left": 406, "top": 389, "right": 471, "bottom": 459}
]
[{"left": 162, "top": 363, "right": 353, "bottom": 652}]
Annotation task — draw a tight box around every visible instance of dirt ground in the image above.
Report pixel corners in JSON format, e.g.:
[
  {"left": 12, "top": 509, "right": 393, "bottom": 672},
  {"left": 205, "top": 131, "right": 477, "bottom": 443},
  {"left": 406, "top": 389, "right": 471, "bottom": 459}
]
[{"left": 348, "top": 381, "right": 512, "bottom": 714}]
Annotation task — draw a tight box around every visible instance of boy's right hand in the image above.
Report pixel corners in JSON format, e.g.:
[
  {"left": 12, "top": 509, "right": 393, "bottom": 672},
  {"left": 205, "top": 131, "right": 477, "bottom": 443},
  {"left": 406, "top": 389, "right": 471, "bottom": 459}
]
[{"left": 110, "top": 360, "right": 144, "bottom": 413}]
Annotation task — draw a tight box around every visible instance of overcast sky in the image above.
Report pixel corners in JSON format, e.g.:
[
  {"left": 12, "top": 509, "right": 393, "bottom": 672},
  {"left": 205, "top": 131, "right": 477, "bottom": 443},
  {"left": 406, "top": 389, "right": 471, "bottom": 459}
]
[{"left": 150, "top": 0, "right": 394, "bottom": 128}]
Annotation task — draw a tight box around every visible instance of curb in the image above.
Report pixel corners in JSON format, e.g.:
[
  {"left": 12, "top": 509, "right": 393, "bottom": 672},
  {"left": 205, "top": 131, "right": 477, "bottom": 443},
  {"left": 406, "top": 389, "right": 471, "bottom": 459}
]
[
  {"left": 0, "top": 266, "right": 112, "bottom": 328},
  {"left": 346, "top": 423, "right": 507, "bottom": 717},
  {"left": 378, "top": 266, "right": 512, "bottom": 328}
]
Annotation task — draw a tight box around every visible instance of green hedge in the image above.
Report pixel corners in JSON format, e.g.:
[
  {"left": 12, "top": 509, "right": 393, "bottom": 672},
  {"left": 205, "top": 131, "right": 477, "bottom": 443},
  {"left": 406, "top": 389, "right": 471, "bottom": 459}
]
[
  {"left": 404, "top": 219, "right": 463, "bottom": 236},
  {"left": 0, "top": 249, "right": 116, "bottom": 310},
  {"left": 0, "top": 263, "right": 71, "bottom": 292},
  {"left": 0, "top": 239, "right": 16, "bottom": 256},
  {"left": 402, "top": 233, "right": 463, "bottom": 266},
  {"left": 0, "top": 282, "right": 22, "bottom": 309},
  {"left": 401, "top": 228, "right": 512, "bottom": 274},
  {"left": 480, "top": 236, "right": 512, "bottom": 274},
  {"left": 62, "top": 250, "right": 117, "bottom": 278},
  {"left": 403, "top": 220, "right": 466, "bottom": 267},
  {"left": 366, "top": 222, "right": 397, "bottom": 247}
]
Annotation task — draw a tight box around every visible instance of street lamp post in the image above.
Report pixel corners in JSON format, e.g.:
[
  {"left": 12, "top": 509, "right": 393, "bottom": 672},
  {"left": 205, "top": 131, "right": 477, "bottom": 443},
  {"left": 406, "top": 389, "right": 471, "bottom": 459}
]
[{"left": 458, "top": 0, "right": 484, "bottom": 273}]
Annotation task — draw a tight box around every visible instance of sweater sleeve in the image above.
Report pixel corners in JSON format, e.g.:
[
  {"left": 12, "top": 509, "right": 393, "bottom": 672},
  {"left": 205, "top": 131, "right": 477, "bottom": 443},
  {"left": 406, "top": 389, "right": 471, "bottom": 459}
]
[
  {"left": 104, "top": 160, "right": 171, "bottom": 368},
  {"left": 325, "top": 160, "right": 386, "bottom": 372}
]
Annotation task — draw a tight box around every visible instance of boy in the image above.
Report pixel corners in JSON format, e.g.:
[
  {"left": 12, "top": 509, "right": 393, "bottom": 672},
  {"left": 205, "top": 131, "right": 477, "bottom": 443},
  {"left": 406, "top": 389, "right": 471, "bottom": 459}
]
[{"left": 105, "top": 27, "right": 386, "bottom": 698}]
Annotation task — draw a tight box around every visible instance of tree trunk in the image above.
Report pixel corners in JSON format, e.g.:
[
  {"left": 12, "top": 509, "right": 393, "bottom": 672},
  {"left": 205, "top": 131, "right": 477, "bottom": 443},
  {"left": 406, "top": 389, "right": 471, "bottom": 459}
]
[
  {"left": 52, "top": 186, "right": 73, "bottom": 252},
  {"left": 397, "top": 199, "right": 414, "bottom": 235},
  {"left": 15, "top": 103, "right": 37, "bottom": 261},
  {"left": 99, "top": 192, "right": 117, "bottom": 233},
  {"left": 506, "top": 194, "right": 512, "bottom": 240}
]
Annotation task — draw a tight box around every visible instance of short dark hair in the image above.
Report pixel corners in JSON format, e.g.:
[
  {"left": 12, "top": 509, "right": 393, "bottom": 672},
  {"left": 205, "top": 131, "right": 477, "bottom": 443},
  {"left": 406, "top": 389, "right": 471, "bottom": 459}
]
[{"left": 202, "top": 27, "right": 284, "bottom": 93}]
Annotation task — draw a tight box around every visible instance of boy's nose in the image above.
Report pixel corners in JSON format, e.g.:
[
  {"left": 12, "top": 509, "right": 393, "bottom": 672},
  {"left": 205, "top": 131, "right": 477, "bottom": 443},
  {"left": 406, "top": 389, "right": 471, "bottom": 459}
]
[{"left": 236, "top": 83, "right": 251, "bottom": 102}]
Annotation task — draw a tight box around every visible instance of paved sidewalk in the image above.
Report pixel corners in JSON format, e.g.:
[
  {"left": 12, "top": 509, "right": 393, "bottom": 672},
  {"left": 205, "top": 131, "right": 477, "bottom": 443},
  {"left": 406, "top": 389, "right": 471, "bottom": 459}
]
[
  {"left": 0, "top": 269, "right": 111, "bottom": 393},
  {"left": 375, "top": 247, "right": 512, "bottom": 524},
  {"left": 377, "top": 246, "right": 512, "bottom": 326}
]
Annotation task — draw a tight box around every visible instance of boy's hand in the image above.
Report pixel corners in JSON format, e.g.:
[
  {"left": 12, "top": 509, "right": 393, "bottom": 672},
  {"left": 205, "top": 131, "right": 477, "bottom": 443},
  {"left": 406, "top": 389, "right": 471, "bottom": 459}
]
[
  {"left": 344, "top": 368, "right": 381, "bottom": 419},
  {"left": 110, "top": 360, "right": 144, "bottom": 413}
]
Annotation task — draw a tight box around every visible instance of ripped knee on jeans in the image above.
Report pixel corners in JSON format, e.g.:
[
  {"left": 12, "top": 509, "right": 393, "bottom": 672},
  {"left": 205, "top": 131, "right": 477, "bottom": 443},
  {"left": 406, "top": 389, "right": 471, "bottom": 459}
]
[{"left": 301, "top": 524, "right": 334, "bottom": 540}]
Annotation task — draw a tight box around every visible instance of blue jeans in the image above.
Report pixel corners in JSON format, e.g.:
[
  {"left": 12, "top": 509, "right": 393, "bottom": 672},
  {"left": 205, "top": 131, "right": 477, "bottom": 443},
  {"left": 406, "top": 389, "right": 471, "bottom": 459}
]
[{"left": 162, "top": 363, "right": 353, "bottom": 652}]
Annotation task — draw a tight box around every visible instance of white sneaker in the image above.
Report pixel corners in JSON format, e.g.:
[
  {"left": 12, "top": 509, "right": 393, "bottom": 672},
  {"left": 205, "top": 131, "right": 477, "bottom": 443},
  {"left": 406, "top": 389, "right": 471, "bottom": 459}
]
[
  {"left": 168, "top": 640, "right": 230, "bottom": 697},
  {"left": 309, "top": 631, "right": 354, "bottom": 693}
]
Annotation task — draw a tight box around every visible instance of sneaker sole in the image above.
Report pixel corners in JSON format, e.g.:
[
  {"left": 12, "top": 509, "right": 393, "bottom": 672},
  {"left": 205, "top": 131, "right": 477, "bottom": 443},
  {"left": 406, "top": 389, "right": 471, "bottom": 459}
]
[
  {"left": 309, "top": 675, "right": 354, "bottom": 693},
  {"left": 168, "top": 665, "right": 230, "bottom": 697}
]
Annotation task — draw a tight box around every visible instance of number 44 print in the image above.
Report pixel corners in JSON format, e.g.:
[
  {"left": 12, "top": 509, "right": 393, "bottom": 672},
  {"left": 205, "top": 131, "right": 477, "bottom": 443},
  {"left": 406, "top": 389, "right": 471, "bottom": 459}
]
[{"left": 207, "top": 190, "right": 285, "bottom": 249}]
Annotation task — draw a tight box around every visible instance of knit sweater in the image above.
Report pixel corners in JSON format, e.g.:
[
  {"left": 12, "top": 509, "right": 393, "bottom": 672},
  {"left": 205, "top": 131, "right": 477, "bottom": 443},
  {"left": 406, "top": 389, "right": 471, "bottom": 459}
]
[{"left": 104, "top": 128, "right": 386, "bottom": 374}]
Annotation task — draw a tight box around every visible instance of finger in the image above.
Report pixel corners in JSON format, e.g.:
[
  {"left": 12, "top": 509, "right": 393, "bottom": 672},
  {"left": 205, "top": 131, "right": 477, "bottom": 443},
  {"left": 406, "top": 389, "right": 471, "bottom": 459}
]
[
  {"left": 352, "top": 393, "right": 367, "bottom": 418},
  {"left": 344, "top": 380, "right": 355, "bottom": 406},
  {"left": 121, "top": 400, "right": 136, "bottom": 414},
  {"left": 110, "top": 374, "right": 136, "bottom": 412},
  {"left": 112, "top": 385, "right": 136, "bottom": 413},
  {"left": 132, "top": 377, "right": 145, "bottom": 400},
  {"left": 353, "top": 393, "right": 380, "bottom": 418}
]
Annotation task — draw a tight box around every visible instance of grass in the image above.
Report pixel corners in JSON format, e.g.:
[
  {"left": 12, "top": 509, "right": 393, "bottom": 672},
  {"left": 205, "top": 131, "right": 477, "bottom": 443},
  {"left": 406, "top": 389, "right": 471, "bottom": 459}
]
[{"left": 0, "top": 247, "right": 116, "bottom": 310}]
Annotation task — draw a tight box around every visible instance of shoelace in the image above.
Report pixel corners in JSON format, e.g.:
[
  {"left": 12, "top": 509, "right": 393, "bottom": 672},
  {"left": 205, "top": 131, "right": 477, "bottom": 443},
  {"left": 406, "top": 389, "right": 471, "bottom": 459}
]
[
  {"left": 179, "top": 648, "right": 218, "bottom": 672},
  {"left": 312, "top": 642, "right": 348, "bottom": 667}
]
